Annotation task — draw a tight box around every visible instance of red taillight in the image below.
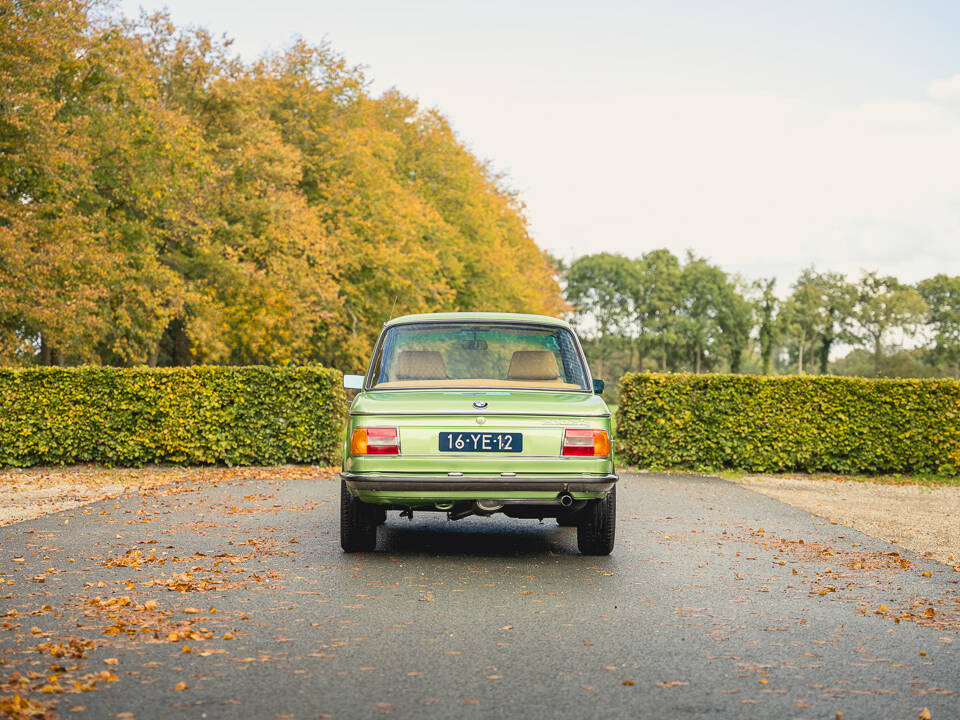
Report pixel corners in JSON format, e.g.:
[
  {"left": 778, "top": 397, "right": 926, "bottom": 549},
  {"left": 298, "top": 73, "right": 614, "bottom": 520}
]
[
  {"left": 562, "top": 428, "right": 610, "bottom": 457},
  {"left": 351, "top": 427, "right": 399, "bottom": 455}
]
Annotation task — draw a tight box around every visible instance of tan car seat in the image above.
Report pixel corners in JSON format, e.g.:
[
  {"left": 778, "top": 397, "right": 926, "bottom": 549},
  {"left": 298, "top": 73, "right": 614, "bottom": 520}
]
[
  {"left": 393, "top": 350, "right": 447, "bottom": 380},
  {"left": 507, "top": 350, "right": 561, "bottom": 381}
]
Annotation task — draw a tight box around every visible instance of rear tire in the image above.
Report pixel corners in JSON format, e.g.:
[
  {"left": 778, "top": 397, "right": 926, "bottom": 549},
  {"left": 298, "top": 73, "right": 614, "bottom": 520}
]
[
  {"left": 340, "top": 479, "right": 378, "bottom": 552},
  {"left": 577, "top": 486, "right": 616, "bottom": 555}
]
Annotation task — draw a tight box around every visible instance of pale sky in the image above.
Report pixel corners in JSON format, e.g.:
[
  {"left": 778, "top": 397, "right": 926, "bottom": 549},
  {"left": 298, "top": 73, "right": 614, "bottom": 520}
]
[{"left": 119, "top": 0, "right": 960, "bottom": 291}]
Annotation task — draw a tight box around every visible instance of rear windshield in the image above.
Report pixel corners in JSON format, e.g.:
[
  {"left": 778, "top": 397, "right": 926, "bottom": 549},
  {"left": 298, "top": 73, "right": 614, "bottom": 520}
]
[{"left": 369, "top": 323, "right": 589, "bottom": 391}]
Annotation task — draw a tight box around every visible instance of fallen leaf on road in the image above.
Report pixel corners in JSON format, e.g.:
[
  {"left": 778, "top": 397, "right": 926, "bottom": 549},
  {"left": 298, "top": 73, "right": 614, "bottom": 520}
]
[
  {"left": 173, "top": 681, "right": 188, "bottom": 691},
  {"left": 657, "top": 681, "right": 690, "bottom": 687}
]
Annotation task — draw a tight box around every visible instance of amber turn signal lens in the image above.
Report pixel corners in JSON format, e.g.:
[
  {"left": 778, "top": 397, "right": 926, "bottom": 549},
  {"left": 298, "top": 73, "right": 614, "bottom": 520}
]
[
  {"left": 562, "top": 428, "right": 610, "bottom": 457},
  {"left": 350, "top": 428, "right": 368, "bottom": 455},
  {"left": 593, "top": 429, "right": 610, "bottom": 457},
  {"left": 351, "top": 427, "right": 399, "bottom": 455}
]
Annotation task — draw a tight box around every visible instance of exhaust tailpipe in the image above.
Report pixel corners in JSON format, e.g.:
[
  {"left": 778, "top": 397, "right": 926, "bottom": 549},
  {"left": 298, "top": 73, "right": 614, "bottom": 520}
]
[
  {"left": 449, "top": 500, "right": 504, "bottom": 521},
  {"left": 475, "top": 499, "right": 504, "bottom": 513},
  {"left": 558, "top": 492, "right": 574, "bottom": 507}
]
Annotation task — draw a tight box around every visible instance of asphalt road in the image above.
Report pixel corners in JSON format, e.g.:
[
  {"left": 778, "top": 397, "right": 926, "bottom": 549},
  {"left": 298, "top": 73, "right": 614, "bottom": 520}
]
[{"left": 1, "top": 472, "right": 958, "bottom": 720}]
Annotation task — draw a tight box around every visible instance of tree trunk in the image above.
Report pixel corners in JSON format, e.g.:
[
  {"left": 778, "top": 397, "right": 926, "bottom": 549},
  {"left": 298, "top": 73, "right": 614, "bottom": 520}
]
[
  {"left": 694, "top": 343, "right": 702, "bottom": 374},
  {"left": 797, "top": 338, "right": 804, "bottom": 375},
  {"left": 818, "top": 337, "right": 831, "bottom": 375},
  {"left": 40, "top": 334, "right": 51, "bottom": 366},
  {"left": 873, "top": 335, "right": 882, "bottom": 377},
  {"left": 148, "top": 340, "right": 160, "bottom": 368}
]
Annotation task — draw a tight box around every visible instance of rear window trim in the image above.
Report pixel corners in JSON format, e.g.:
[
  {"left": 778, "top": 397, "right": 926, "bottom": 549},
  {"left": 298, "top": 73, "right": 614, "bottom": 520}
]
[{"left": 363, "top": 320, "right": 594, "bottom": 393}]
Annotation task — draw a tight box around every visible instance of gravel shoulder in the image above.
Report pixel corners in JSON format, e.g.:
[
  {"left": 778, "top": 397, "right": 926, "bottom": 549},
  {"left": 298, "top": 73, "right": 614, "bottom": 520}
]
[{"left": 729, "top": 474, "right": 960, "bottom": 567}]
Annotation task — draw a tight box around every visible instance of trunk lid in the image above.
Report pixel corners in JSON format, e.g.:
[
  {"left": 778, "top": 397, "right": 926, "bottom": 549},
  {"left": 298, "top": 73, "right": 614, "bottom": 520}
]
[{"left": 348, "top": 389, "right": 611, "bottom": 475}]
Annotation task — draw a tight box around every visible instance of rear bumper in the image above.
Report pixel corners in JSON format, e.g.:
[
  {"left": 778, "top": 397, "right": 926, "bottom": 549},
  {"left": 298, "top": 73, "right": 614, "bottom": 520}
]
[{"left": 340, "top": 472, "right": 617, "bottom": 494}]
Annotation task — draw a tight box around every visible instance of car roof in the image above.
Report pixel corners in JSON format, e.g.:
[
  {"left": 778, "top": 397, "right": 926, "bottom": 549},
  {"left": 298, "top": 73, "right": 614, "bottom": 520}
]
[{"left": 384, "top": 312, "right": 573, "bottom": 330}]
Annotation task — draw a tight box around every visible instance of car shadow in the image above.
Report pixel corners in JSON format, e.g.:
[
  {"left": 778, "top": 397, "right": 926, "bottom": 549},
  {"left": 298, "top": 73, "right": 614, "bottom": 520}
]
[{"left": 377, "top": 517, "right": 582, "bottom": 557}]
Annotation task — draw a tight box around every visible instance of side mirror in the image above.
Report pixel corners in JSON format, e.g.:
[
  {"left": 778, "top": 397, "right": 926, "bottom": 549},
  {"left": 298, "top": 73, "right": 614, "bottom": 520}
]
[
  {"left": 343, "top": 374, "right": 364, "bottom": 390},
  {"left": 592, "top": 379, "right": 605, "bottom": 394}
]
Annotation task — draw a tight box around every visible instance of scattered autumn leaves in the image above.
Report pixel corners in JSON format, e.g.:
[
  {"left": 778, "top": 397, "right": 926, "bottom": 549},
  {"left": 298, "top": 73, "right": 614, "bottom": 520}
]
[
  {"left": 739, "top": 527, "right": 960, "bottom": 630},
  {"left": 0, "top": 468, "right": 335, "bottom": 718},
  {"left": 0, "top": 465, "right": 337, "bottom": 528}
]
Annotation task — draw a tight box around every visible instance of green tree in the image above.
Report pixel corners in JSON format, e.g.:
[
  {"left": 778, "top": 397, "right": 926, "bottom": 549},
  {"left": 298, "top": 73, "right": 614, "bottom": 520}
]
[
  {"left": 631, "top": 249, "right": 683, "bottom": 371},
  {"left": 677, "top": 253, "right": 732, "bottom": 374},
  {"left": 852, "top": 272, "right": 928, "bottom": 376},
  {"left": 811, "top": 271, "right": 856, "bottom": 374},
  {"left": 565, "top": 253, "right": 638, "bottom": 377},
  {"left": 917, "top": 274, "right": 960, "bottom": 378},
  {"left": 751, "top": 278, "right": 779, "bottom": 375},
  {"left": 780, "top": 269, "right": 825, "bottom": 374},
  {"left": 719, "top": 280, "right": 753, "bottom": 374}
]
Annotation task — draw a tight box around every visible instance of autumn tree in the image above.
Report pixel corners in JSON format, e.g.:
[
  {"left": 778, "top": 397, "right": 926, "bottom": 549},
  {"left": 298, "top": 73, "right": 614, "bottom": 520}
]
[
  {"left": 0, "top": 0, "right": 107, "bottom": 364},
  {"left": 2, "top": 6, "right": 566, "bottom": 368}
]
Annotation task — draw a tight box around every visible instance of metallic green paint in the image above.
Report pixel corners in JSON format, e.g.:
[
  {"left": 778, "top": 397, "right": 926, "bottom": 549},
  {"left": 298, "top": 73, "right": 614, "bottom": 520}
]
[{"left": 383, "top": 311, "right": 575, "bottom": 330}]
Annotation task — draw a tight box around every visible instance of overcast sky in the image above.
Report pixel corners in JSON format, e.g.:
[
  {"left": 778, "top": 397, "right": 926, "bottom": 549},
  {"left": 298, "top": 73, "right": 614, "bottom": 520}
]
[{"left": 120, "top": 0, "right": 960, "bottom": 291}]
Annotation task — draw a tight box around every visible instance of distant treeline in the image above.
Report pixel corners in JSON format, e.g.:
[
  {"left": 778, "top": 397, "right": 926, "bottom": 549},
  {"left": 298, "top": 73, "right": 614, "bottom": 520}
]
[
  {"left": 0, "top": 0, "right": 564, "bottom": 370},
  {"left": 564, "top": 251, "right": 960, "bottom": 380}
]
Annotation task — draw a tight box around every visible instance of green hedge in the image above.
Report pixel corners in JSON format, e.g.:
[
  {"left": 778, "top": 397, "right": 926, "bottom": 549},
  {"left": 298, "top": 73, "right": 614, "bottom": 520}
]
[
  {"left": 0, "top": 366, "right": 346, "bottom": 467},
  {"left": 616, "top": 373, "right": 960, "bottom": 475}
]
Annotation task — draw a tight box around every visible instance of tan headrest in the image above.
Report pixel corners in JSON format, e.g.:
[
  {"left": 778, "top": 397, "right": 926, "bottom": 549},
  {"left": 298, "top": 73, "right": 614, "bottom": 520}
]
[
  {"left": 394, "top": 350, "right": 447, "bottom": 380},
  {"left": 507, "top": 350, "right": 560, "bottom": 381}
]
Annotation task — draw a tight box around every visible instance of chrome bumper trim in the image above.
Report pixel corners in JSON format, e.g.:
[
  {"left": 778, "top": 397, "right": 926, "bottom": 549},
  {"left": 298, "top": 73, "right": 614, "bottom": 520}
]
[{"left": 340, "top": 472, "right": 617, "bottom": 493}]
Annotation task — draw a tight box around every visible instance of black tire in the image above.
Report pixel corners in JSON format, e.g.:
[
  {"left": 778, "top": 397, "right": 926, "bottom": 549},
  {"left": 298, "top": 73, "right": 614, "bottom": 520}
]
[
  {"left": 340, "top": 479, "right": 378, "bottom": 552},
  {"left": 577, "top": 486, "right": 616, "bottom": 555}
]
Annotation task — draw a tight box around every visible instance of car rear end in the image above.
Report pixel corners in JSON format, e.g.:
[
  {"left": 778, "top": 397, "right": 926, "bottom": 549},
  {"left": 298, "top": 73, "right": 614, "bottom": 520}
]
[
  {"left": 338, "top": 313, "right": 618, "bottom": 555},
  {"left": 343, "top": 391, "right": 615, "bottom": 515}
]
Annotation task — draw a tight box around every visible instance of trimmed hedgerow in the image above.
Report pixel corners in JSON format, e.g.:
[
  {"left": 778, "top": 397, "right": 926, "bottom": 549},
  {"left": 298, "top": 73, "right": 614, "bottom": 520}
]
[
  {"left": 0, "top": 366, "right": 346, "bottom": 467},
  {"left": 616, "top": 373, "right": 960, "bottom": 475}
]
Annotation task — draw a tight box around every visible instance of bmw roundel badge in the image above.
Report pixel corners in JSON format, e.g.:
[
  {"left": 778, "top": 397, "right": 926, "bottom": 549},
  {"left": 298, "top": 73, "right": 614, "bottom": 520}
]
[{"left": 473, "top": 401, "right": 488, "bottom": 409}]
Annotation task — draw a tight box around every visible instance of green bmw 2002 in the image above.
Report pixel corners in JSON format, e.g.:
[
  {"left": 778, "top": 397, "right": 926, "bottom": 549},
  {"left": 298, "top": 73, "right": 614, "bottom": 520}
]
[{"left": 339, "top": 312, "right": 617, "bottom": 555}]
